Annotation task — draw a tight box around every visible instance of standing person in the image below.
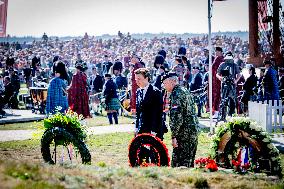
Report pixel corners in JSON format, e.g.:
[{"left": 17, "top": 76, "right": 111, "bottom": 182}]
[
  {"left": 46, "top": 61, "right": 68, "bottom": 114},
  {"left": 89, "top": 67, "right": 104, "bottom": 94},
  {"left": 212, "top": 47, "right": 224, "bottom": 118},
  {"left": 172, "top": 55, "right": 185, "bottom": 85},
  {"left": 240, "top": 66, "right": 258, "bottom": 113},
  {"left": 103, "top": 74, "right": 120, "bottom": 124},
  {"left": 278, "top": 68, "right": 284, "bottom": 101},
  {"left": 216, "top": 51, "right": 241, "bottom": 117},
  {"left": 114, "top": 69, "right": 128, "bottom": 90},
  {"left": 134, "top": 68, "right": 164, "bottom": 140},
  {"left": 0, "top": 76, "right": 14, "bottom": 116},
  {"left": 68, "top": 62, "right": 91, "bottom": 118},
  {"left": 262, "top": 59, "right": 280, "bottom": 101},
  {"left": 189, "top": 65, "right": 203, "bottom": 117},
  {"left": 257, "top": 68, "right": 265, "bottom": 101},
  {"left": 162, "top": 72, "right": 199, "bottom": 167},
  {"left": 8, "top": 68, "right": 20, "bottom": 109},
  {"left": 23, "top": 62, "right": 32, "bottom": 88},
  {"left": 154, "top": 66, "right": 166, "bottom": 90},
  {"left": 130, "top": 54, "right": 144, "bottom": 114},
  {"left": 102, "top": 55, "right": 113, "bottom": 75}
]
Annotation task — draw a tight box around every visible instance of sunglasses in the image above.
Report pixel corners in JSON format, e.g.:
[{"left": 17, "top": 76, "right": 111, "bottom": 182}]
[{"left": 193, "top": 67, "right": 199, "bottom": 69}]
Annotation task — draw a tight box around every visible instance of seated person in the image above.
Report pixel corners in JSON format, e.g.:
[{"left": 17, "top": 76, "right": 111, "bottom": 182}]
[
  {"left": 0, "top": 76, "right": 14, "bottom": 116},
  {"left": 31, "top": 69, "right": 45, "bottom": 87}
]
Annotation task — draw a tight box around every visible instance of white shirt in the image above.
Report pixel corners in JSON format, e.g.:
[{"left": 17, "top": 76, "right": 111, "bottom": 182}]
[{"left": 139, "top": 83, "right": 150, "bottom": 100}]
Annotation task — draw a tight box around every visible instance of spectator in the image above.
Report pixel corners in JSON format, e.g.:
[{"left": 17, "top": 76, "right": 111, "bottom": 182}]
[
  {"left": 262, "top": 59, "right": 280, "bottom": 101},
  {"left": 103, "top": 74, "right": 120, "bottom": 124}
]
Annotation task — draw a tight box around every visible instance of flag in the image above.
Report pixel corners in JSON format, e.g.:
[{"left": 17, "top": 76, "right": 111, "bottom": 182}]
[{"left": 0, "top": 0, "right": 8, "bottom": 37}]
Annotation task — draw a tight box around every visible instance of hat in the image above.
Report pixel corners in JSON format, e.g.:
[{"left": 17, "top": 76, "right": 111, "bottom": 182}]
[
  {"left": 178, "top": 47, "right": 186, "bottom": 56},
  {"left": 215, "top": 47, "right": 223, "bottom": 52},
  {"left": 154, "top": 55, "right": 165, "bottom": 69},
  {"left": 162, "top": 72, "right": 178, "bottom": 82},
  {"left": 104, "top": 73, "right": 112, "bottom": 78},
  {"left": 75, "top": 61, "right": 83, "bottom": 70},
  {"left": 224, "top": 51, "right": 234, "bottom": 60},
  {"left": 192, "top": 64, "right": 200, "bottom": 70},
  {"left": 158, "top": 50, "right": 167, "bottom": 59}
]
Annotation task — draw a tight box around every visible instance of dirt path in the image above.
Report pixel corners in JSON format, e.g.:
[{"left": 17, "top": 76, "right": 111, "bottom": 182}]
[{"left": 0, "top": 124, "right": 134, "bottom": 142}]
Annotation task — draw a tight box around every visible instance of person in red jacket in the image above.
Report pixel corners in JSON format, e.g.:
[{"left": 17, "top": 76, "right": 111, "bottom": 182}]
[
  {"left": 68, "top": 61, "right": 91, "bottom": 118},
  {"left": 212, "top": 47, "right": 224, "bottom": 118},
  {"left": 130, "top": 54, "right": 144, "bottom": 114}
]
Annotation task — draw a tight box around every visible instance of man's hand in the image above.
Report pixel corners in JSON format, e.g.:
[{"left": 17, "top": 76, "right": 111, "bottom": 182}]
[
  {"left": 151, "top": 131, "right": 157, "bottom": 136},
  {"left": 134, "top": 128, "right": 138, "bottom": 137},
  {"left": 234, "top": 79, "right": 238, "bottom": 85},
  {"left": 172, "top": 138, "right": 178, "bottom": 148}
]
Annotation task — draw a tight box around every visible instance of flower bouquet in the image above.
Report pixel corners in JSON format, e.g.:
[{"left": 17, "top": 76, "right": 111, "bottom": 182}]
[
  {"left": 195, "top": 157, "right": 218, "bottom": 172},
  {"left": 44, "top": 108, "right": 87, "bottom": 144}
]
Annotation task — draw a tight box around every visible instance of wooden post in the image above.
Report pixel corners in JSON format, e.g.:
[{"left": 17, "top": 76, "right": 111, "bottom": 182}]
[
  {"left": 247, "top": 0, "right": 263, "bottom": 67},
  {"left": 272, "top": 0, "right": 283, "bottom": 67}
]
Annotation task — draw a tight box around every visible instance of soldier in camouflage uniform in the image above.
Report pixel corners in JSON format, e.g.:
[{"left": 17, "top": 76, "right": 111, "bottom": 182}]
[{"left": 162, "top": 72, "right": 199, "bottom": 167}]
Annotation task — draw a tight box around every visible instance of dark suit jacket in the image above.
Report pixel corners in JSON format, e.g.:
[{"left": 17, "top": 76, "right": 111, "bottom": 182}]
[
  {"left": 136, "top": 84, "right": 164, "bottom": 139},
  {"left": 89, "top": 75, "right": 104, "bottom": 93},
  {"left": 190, "top": 72, "right": 203, "bottom": 92}
]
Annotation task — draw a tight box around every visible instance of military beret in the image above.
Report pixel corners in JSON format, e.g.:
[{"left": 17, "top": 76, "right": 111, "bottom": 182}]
[{"left": 162, "top": 72, "right": 178, "bottom": 82}]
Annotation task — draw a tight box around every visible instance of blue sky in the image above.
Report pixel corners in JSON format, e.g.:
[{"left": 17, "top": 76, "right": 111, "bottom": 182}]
[{"left": 5, "top": 0, "right": 284, "bottom": 37}]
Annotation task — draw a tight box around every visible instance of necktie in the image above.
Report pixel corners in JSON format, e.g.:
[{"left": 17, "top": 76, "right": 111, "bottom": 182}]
[{"left": 140, "top": 89, "right": 144, "bottom": 102}]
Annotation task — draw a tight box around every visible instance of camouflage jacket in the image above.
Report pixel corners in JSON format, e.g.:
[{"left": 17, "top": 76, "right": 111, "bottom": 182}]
[{"left": 169, "top": 85, "right": 199, "bottom": 138}]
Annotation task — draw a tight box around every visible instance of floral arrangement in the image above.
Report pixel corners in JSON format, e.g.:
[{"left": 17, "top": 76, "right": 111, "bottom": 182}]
[
  {"left": 194, "top": 157, "right": 218, "bottom": 172},
  {"left": 232, "top": 159, "right": 251, "bottom": 173},
  {"left": 44, "top": 108, "right": 87, "bottom": 141},
  {"left": 211, "top": 117, "right": 282, "bottom": 176}
]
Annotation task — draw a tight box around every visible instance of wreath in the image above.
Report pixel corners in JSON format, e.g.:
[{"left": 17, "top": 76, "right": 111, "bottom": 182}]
[
  {"left": 128, "top": 134, "right": 170, "bottom": 167},
  {"left": 41, "top": 108, "right": 91, "bottom": 164},
  {"left": 211, "top": 117, "right": 282, "bottom": 176}
]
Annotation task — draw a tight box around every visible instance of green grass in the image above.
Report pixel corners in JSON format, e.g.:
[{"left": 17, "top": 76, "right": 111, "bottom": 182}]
[
  {"left": 0, "top": 115, "right": 135, "bottom": 130},
  {"left": 0, "top": 131, "right": 283, "bottom": 188}
]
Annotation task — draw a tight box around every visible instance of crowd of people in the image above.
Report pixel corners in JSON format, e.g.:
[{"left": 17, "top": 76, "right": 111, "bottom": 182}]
[{"left": 0, "top": 32, "right": 284, "bottom": 167}]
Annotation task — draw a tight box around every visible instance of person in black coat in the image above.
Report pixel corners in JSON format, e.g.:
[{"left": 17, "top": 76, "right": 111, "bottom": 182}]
[
  {"left": 241, "top": 66, "right": 258, "bottom": 113},
  {"left": 189, "top": 65, "right": 203, "bottom": 117},
  {"left": 89, "top": 67, "right": 104, "bottom": 94},
  {"left": 103, "top": 74, "right": 120, "bottom": 124},
  {"left": 0, "top": 76, "right": 14, "bottom": 116},
  {"left": 189, "top": 65, "right": 203, "bottom": 92},
  {"left": 154, "top": 66, "right": 166, "bottom": 90},
  {"left": 134, "top": 68, "right": 164, "bottom": 140}
]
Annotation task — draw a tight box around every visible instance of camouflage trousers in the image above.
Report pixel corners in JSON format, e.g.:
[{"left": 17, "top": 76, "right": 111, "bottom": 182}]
[{"left": 171, "top": 134, "right": 198, "bottom": 168}]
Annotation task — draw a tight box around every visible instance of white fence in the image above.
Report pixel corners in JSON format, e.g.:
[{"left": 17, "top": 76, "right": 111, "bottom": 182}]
[{"left": 248, "top": 100, "right": 284, "bottom": 133}]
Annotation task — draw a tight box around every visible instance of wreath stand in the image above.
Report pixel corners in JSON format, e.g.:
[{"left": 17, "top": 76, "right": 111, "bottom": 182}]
[
  {"left": 212, "top": 118, "right": 282, "bottom": 176},
  {"left": 128, "top": 134, "right": 170, "bottom": 167}
]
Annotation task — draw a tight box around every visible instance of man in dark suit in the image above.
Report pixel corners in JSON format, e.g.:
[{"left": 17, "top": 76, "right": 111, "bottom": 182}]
[
  {"left": 189, "top": 65, "right": 203, "bottom": 92},
  {"left": 89, "top": 67, "right": 104, "bottom": 94},
  {"left": 134, "top": 68, "right": 164, "bottom": 139}
]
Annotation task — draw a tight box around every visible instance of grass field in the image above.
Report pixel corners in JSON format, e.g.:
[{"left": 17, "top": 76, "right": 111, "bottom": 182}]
[{"left": 0, "top": 131, "right": 283, "bottom": 189}]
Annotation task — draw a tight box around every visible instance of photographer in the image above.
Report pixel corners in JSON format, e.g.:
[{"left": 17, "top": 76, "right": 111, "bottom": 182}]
[{"left": 216, "top": 51, "right": 241, "bottom": 118}]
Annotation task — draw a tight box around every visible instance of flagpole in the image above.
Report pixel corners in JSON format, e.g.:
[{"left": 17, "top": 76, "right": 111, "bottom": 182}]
[{"left": 208, "top": 0, "right": 213, "bottom": 134}]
